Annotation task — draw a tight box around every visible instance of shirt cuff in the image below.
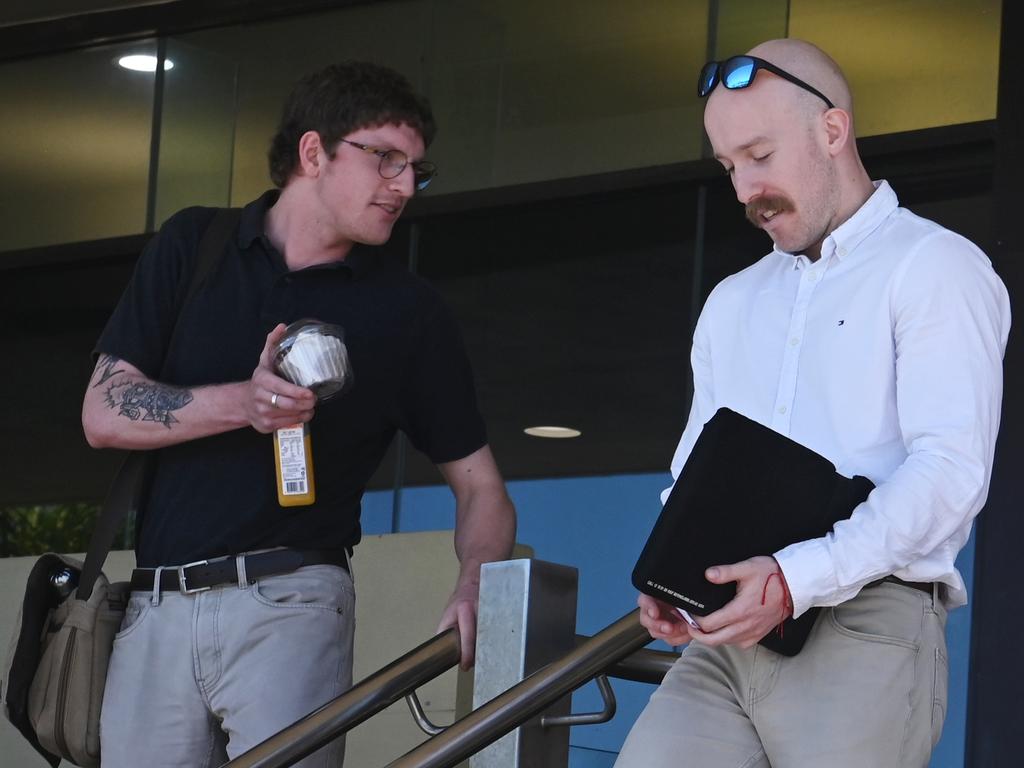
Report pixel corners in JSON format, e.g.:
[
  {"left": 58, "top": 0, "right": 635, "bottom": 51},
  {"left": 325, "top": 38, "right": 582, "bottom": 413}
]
[{"left": 773, "top": 539, "right": 837, "bottom": 619}]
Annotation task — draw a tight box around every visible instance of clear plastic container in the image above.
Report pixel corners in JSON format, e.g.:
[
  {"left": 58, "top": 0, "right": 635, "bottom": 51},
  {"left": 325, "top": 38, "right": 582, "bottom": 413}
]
[{"left": 270, "top": 319, "right": 354, "bottom": 507}]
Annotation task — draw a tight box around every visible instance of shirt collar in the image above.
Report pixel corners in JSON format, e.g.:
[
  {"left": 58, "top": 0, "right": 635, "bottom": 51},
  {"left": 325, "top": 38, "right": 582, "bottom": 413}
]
[
  {"left": 774, "top": 180, "right": 899, "bottom": 268},
  {"left": 237, "top": 189, "right": 280, "bottom": 249},
  {"left": 237, "top": 189, "right": 370, "bottom": 278}
]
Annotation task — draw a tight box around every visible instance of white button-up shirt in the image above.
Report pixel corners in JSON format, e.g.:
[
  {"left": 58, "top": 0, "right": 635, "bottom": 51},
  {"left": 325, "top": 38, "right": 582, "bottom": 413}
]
[{"left": 664, "top": 181, "right": 1011, "bottom": 618}]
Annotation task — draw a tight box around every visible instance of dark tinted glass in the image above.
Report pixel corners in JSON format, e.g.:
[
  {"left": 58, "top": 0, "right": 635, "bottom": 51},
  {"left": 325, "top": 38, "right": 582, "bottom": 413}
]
[{"left": 722, "top": 57, "right": 756, "bottom": 88}]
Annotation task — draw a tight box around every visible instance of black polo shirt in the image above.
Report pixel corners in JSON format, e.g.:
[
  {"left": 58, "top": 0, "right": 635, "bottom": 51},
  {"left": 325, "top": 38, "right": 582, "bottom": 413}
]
[{"left": 96, "top": 191, "right": 487, "bottom": 567}]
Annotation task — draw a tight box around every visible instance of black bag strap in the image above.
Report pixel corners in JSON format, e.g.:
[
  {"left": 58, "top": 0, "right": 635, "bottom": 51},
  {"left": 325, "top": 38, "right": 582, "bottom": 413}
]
[
  {"left": 77, "top": 207, "right": 242, "bottom": 599},
  {"left": 179, "top": 208, "right": 244, "bottom": 312}
]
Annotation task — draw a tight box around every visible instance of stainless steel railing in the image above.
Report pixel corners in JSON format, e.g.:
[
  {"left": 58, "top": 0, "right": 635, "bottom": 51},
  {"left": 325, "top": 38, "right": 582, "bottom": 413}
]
[
  {"left": 592, "top": 635, "right": 677, "bottom": 685},
  {"left": 384, "top": 609, "right": 652, "bottom": 768},
  {"left": 221, "top": 627, "right": 462, "bottom": 768},
  {"left": 222, "top": 608, "right": 676, "bottom": 768}
]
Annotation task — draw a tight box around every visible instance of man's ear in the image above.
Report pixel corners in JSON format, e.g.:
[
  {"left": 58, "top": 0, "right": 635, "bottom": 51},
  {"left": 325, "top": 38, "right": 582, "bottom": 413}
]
[
  {"left": 822, "top": 108, "right": 851, "bottom": 158},
  {"left": 297, "top": 131, "right": 325, "bottom": 178}
]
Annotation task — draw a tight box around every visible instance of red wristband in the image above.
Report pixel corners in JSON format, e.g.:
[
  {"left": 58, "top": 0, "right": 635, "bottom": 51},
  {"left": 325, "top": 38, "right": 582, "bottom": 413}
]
[{"left": 761, "top": 566, "right": 794, "bottom": 637}]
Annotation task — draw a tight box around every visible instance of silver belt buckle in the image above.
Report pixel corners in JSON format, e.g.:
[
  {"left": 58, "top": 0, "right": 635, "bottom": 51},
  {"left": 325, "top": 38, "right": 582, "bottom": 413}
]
[{"left": 177, "top": 560, "right": 211, "bottom": 594}]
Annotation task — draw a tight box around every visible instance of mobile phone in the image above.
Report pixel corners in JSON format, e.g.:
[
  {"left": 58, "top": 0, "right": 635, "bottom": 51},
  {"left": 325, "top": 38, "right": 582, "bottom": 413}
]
[{"left": 675, "top": 607, "right": 702, "bottom": 631}]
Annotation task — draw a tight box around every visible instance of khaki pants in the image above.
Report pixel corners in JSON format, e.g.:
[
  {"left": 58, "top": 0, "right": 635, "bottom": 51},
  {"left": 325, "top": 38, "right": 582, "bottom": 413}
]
[
  {"left": 100, "top": 563, "right": 355, "bottom": 768},
  {"left": 615, "top": 581, "right": 948, "bottom": 768}
]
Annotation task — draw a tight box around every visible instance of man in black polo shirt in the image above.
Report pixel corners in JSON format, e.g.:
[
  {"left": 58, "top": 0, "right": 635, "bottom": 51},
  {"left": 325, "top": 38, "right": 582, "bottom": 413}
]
[{"left": 81, "top": 61, "right": 515, "bottom": 768}]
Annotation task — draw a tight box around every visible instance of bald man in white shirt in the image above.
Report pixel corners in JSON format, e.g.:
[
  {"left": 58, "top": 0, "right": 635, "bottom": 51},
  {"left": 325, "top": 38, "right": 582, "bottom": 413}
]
[{"left": 616, "top": 39, "right": 1010, "bottom": 768}]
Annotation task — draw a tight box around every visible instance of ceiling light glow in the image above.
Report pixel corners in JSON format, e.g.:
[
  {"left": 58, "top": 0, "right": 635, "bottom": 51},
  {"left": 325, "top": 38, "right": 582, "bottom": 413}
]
[
  {"left": 118, "top": 55, "right": 174, "bottom": 72},
  {"left": 524, "top": 426, "right": 582, "bottom": 439}
]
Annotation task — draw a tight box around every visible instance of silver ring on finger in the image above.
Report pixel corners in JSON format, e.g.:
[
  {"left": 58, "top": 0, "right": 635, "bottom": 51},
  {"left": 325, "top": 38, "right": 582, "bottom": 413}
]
[{"left": 270, "top": 392, "right": 280, "bottom": 408}]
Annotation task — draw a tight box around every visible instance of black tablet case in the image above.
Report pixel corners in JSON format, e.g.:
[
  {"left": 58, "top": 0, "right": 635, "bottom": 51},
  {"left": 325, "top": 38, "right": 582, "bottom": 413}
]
[{"left": 632, "top": 408, "right": 874, "bottom": 656}]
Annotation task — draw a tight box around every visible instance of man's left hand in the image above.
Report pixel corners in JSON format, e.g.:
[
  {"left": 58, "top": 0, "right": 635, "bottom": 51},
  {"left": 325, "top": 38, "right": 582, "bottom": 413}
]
[
  {"left": 437, "top": 581, "right": 479, "bottom": 670},
  {"left": 687, "top": 555, "right": 793, "bottom": 649},
  {"left": 435, "top": 445, "right": 515, "bottom": 671}
]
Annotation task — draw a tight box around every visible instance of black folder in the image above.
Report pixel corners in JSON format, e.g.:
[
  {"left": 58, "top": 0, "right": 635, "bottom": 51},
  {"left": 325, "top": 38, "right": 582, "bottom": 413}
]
[{"left": 632, "top": 407, "right": 874, "bottom": 656}]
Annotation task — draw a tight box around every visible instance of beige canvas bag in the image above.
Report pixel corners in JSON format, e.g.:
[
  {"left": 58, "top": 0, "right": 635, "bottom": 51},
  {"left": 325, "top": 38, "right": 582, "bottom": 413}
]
[
  {"left": 3, "top": 553, "right": 129, "bottom": 766},
  {"left": 3, "top": 450, "right": 142, "bottom": 767}
]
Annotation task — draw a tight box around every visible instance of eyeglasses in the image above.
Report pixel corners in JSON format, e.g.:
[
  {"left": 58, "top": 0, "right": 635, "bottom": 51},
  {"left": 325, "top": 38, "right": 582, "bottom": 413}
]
[
  {"left": 336, "top": 138, "right": 437, "bottom": 191},
  {"left": 698, "top": 55, "right": 835, "bottom": 110}
]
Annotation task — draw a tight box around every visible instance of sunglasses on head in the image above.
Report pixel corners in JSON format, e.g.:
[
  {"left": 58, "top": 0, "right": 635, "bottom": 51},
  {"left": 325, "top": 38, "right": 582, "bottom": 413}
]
[{"left": 698, "top": 55, "right": 834, "bottom": 110}]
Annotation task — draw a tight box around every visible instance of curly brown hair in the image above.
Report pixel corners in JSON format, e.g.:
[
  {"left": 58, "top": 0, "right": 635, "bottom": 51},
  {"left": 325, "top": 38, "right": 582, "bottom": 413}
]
[{"left": 268, "top": 61, "right": 436, "bottom": 188}]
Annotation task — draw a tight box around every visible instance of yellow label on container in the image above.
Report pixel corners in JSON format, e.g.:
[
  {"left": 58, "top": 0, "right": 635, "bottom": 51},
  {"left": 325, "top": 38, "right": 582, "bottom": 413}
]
[{"left": 274, "top": 424, "right": 315, "bottom": 506}]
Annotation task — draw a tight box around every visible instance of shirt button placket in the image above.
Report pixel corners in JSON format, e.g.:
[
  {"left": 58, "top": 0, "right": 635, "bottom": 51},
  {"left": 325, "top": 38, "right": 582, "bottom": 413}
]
[{"left": 771, "top": 265, "right": 821, "bottom": 433}]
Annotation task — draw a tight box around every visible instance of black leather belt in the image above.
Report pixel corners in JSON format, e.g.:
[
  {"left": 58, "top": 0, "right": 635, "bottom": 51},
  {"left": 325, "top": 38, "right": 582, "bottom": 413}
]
[
  {"left": 873, "top": 575, "right": 935, "bottom": 596},
  {"left": 130, "top": 548, "right": 348, "bottom": 594}
]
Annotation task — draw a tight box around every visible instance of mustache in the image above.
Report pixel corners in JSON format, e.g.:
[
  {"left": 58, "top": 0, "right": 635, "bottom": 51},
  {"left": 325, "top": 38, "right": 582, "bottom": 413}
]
[{"left": 745, "top": 195, "right": 795, "bottom": 227}]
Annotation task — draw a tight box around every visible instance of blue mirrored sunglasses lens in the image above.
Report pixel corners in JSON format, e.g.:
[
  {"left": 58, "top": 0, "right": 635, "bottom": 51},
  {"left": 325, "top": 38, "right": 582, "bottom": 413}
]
[
  {"left": 723, "top": 59, "right": 755, "bottom": 89},
  {"left": 698, "top": 62, "right": 719, "bottom": 96}
]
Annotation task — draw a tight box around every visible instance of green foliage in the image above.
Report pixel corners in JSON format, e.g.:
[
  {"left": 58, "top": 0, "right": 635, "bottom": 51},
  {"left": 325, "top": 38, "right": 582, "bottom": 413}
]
[{"left": 0, "top": 503, "right": 133, "bottom": 557}]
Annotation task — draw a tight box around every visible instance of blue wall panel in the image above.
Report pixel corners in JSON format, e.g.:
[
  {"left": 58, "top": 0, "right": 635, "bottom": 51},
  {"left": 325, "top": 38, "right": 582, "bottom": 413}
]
[
  {"left": 361, "top": 473, "right": 974, "bottom": 767},
  {"left": 360, "top": 488, "right": 396, "bottom": 537}
]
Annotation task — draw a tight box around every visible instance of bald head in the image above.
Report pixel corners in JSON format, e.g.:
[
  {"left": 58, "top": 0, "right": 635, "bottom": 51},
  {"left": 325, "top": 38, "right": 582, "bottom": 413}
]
[
  {"left": 746, "top": 39, "right": 852, "bottom": 115},
  {"left": 703, "top": 38, "right": 857, "bottom": 154}
]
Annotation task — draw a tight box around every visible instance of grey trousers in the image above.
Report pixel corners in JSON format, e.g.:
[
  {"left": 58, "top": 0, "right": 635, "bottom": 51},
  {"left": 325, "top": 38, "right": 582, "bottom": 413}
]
[
  {"left": 100, "top": 562, "right": 356, "bottom": 768},
  {"left": 615, "top": 581, "right": 948, "bottom": 768}
]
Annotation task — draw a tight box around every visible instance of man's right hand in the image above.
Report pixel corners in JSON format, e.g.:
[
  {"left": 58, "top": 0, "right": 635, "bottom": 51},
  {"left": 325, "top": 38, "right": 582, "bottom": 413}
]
[
  {"left": 638, "top": 593, "right": 694, "bottom": 646},
  {"left": 245, "top": 323, "right": 317, "bottom": 433}
]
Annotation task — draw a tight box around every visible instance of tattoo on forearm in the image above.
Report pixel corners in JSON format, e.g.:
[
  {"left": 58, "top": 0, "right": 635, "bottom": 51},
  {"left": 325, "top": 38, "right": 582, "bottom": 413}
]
[
  {"left": 104, "top": 380, "right": 194, "bottom": 428},
  {"left": 92, "top": 355, "right": 127, "bottom": 388}
]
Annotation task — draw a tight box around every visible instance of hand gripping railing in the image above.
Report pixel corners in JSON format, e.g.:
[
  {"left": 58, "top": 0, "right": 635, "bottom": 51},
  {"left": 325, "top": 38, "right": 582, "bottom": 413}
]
[
  {"left": 384, "top": 608, "right": 651, "bottom": 768},
  {"left": 221, "top": 627, "right": 462, "bottom": 768}
]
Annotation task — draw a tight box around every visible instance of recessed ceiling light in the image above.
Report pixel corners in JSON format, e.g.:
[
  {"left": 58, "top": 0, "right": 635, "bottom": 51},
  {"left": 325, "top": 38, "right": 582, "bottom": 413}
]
[
  {"left": 524, "top": 426, "right": 582, "bottom": 439},
  {"left": 117, "top": 55, "right": 174, "bottom": 72}
]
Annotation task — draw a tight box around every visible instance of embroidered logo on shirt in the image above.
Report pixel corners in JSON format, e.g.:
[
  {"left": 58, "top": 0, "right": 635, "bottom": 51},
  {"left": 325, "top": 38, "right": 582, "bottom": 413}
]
[{"left": 837, "top": 320, "right": 845, "bottom": 326}]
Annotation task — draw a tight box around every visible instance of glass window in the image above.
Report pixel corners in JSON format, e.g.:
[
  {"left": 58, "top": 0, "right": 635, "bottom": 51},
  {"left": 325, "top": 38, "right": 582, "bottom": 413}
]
[
  {"left": 153, "top": 38, "right": 238, "bottom": 225},
  {"left": 789, "top": 0, "right": 1000, "bottom": 136},
  {"left": 712, "top": 0, "right": 790, "bottom": 67},
  {"left": 708, "top": 0, "right": 1000, "bottom": 140},
  {"left": 0, "top": 41, "right": 157, "bottom": 252},
  {"left": 2, "top": 0, "right": 151, "bottom": 27},
  {"left": 172, "top": 0, "right": 709, "bottom": 204},
  {"left": 0, "top": 0, "right": 1004, "bottom": 254},
  {"left": 426, "top": 0, "right": 709, "bottom": 190}
]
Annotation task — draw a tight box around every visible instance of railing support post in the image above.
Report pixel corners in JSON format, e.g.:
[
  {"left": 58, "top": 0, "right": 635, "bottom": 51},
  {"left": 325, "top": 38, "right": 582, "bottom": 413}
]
[{"left": 470, "top": 559, "right": 579, "bottom": 768}]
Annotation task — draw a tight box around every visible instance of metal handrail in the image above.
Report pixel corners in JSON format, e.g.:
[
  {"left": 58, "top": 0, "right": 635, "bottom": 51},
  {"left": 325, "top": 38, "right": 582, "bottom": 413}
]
[
  {"left": 403, "top": 626, "right": 679, "bottom": 738},
  {"left": 406, "top": 689, "right": 449, "bottom": 735},
  {"left": 220, "top": 609, "right": 675, "bottom": 768},
  {"left": 384, "top": 609, "right": 651, "bottom": 768},
  {"left": 539, "top": 674, "right": 616, "bottom": 728},
  {"left": 595, "top": 637, "right": 678, "bottom": 685},
  {"left": 221, "top": 628, "right": 461, "bottom": 768}
]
